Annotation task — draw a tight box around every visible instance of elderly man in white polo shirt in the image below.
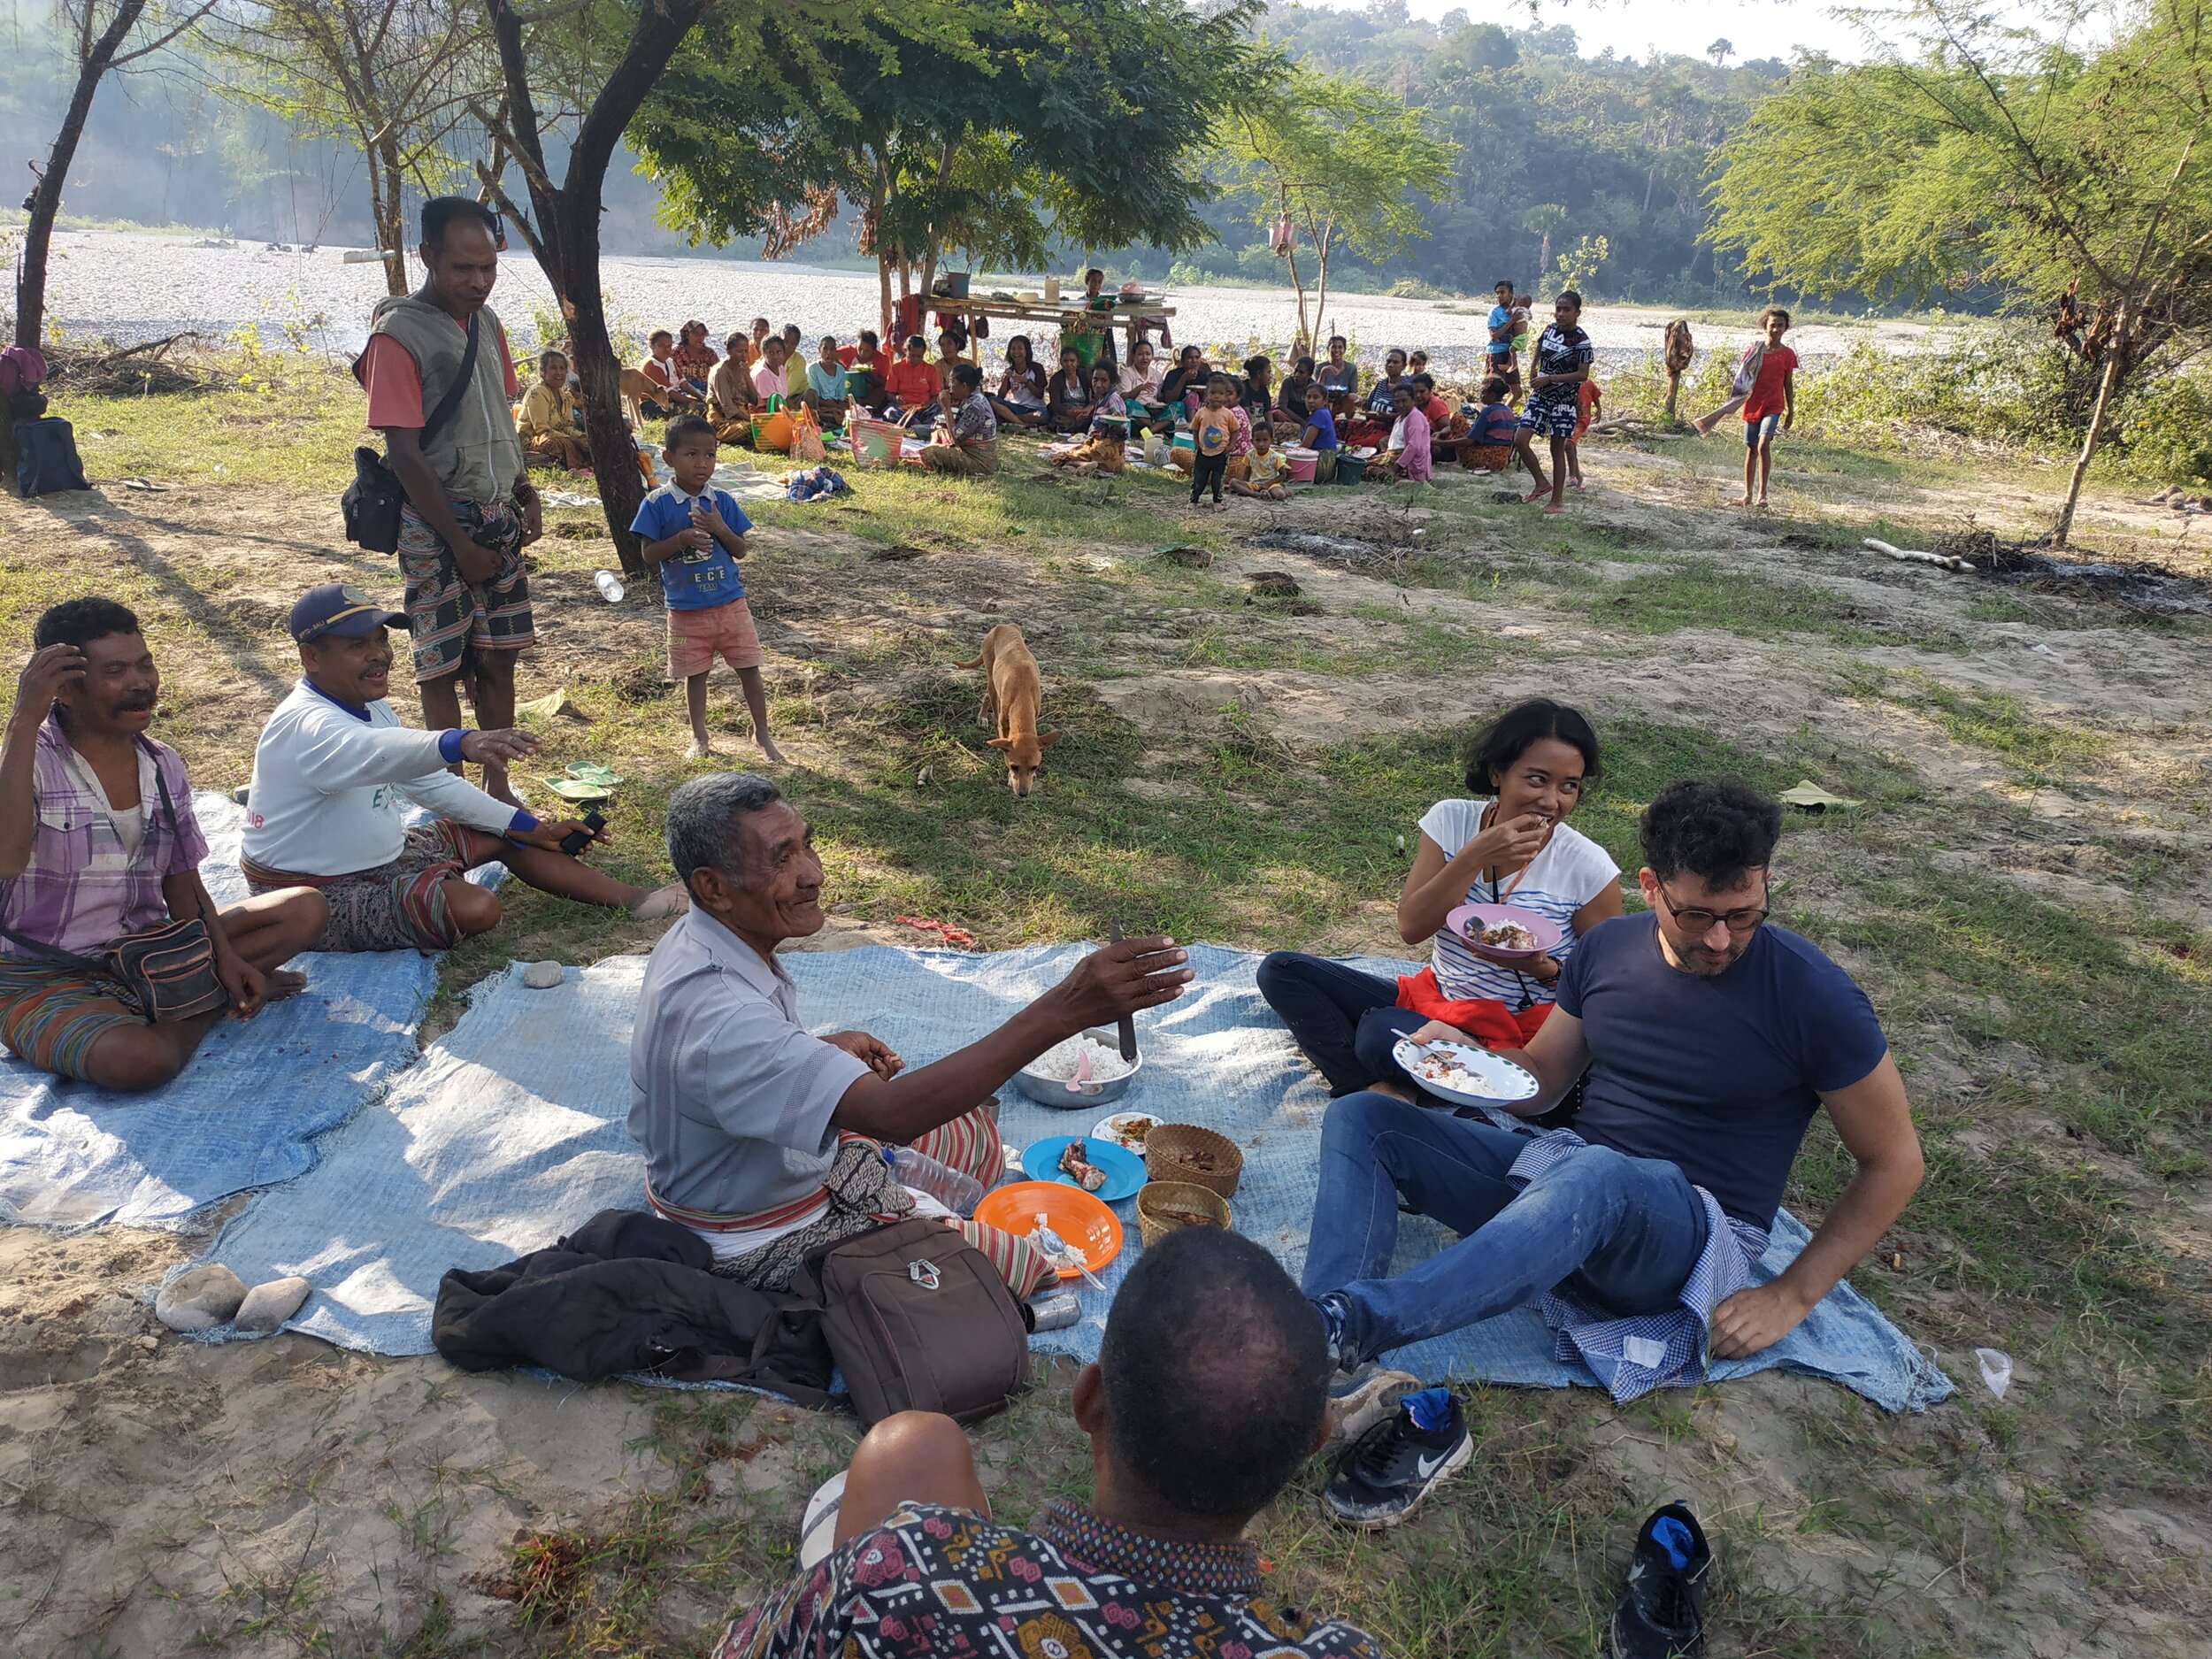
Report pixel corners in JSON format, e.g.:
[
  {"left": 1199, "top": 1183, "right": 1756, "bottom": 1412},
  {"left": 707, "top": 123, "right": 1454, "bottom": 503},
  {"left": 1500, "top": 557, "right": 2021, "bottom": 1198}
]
[{"left": 631, "top": 772, "right": 1192, "bottom": 1297}]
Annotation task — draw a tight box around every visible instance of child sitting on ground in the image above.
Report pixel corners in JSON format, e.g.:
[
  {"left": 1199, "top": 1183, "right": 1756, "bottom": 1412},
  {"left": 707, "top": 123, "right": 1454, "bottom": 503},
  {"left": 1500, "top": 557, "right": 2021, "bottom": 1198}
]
[
  {"left": 1050, "top": 365, "right": 1131, "bottom": 474},
  {"left": 630, "top": 414, "right": 781, "bottom": 764},
  {"left": 1371, "top": 382, "right": 1433, "bottom": 484},
  {"left": 1229, "top": 421, "right": 1290, "bottom": 501},
  {"left": 1463, "top": 373, "right": 1518, "bottom": 471}
]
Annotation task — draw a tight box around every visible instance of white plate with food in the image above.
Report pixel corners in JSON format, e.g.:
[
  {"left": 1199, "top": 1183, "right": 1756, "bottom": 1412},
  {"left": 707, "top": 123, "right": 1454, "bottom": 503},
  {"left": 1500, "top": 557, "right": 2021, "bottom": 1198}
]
[
  {"left": 1446, "top": 902, "right": 1563, "bottom": 965},
  {"left": 1392, "top": 1036, "right": 1541, "bottom": 1108},
  {"left": 1091, "top": 1110, "right": 1161, "bottom": 1155}
]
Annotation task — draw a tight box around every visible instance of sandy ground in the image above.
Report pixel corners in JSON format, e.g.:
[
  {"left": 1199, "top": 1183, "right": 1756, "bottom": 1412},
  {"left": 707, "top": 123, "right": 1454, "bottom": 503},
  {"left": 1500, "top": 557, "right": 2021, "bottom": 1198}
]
[{"left": 1, "top": 438, "right": 2208, "bottom": 1655}]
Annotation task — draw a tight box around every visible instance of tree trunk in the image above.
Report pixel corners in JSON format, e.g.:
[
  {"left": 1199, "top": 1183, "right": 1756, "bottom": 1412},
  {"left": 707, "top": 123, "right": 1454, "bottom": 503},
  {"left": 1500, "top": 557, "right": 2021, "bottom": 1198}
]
[
  {"left": 1312, "top": 223, "right": 1333, "bottom": 351},
  {"left": 1279, "top": 184, "right": 1309, "bottom": 354},
  {"left": 877, "top": 251, "right": 893, "bottom": 341},
  {"left": 2053, "top": 319, "right": 2131, "bottom": 549},
  {"left": 481, "top": 0, "right": 707, "bottom": 575},
  {"left": 567, "top": 273, "right": 647, "bottom": 576},
  {"left": 1539, "top": 229, "right": 1553, "bottom": 274},
  {"left": 370, "top": 132, "right": 409, "bottom": 296},
  {"left": 16, "top": 0, "right": 150, "bottom": 347}
]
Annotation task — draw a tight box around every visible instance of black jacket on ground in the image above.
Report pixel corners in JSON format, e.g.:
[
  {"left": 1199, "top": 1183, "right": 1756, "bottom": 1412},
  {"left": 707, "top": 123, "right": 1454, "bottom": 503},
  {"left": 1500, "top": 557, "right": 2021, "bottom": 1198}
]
[{"left": 431, "top": 1209, "right": 833, "bottom": 1397}]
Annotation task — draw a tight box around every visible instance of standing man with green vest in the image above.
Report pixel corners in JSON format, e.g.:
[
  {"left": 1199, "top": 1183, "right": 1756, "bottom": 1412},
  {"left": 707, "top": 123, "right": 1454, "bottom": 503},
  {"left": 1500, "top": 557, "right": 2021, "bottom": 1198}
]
[{"left": 357, "top": 196, "right": 541, "bottom": 809}]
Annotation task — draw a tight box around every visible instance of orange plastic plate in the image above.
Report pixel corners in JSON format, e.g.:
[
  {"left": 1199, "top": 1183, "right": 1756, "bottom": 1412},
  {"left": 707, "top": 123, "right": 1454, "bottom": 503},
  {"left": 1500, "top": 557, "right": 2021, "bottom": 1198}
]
[{"left": 972, "top": 1180, "right": 1124, "bottom": 1281}]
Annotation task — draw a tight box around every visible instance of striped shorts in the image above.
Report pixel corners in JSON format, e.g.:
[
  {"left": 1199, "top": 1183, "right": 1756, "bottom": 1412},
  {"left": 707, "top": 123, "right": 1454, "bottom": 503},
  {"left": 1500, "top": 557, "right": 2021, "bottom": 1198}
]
[
  {"left": 398, "top": 497, "right": 534, "bottom": 684},
  {"left": 242, "top": 821, "right": 475, "bottom": 953},
  {"left": 0, "top": 958, "right": 138, "bottom": 1079}
]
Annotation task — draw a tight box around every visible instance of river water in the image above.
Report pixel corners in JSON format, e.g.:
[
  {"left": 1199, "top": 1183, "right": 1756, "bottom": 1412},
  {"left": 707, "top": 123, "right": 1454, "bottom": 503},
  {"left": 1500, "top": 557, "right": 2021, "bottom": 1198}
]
[{"left": 41, "top": 229, "right": 1924, "bottom": 380}]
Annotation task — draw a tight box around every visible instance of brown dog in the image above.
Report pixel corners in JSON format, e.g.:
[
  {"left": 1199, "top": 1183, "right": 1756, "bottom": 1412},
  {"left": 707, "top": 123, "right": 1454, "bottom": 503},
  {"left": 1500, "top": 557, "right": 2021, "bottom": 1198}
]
[{"left": 954, "top": 623, "right": 1059, "bottom": 796}]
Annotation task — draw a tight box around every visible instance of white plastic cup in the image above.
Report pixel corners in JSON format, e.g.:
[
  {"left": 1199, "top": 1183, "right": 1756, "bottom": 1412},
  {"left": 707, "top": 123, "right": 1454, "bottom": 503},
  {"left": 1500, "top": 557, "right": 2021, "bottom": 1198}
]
[{"left": 594, "top": 570, "right": 624, "bottom": 603}]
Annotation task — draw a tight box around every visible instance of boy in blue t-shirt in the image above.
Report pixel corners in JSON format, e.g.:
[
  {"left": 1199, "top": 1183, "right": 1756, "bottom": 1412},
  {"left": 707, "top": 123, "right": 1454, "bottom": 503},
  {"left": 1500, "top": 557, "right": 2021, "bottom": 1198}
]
[
  {"left": 1486, "top": 278, "right": 1520, "bottom": 398},
  {"left": 630, "top": 415, "right": 780, "bottom": 763}
]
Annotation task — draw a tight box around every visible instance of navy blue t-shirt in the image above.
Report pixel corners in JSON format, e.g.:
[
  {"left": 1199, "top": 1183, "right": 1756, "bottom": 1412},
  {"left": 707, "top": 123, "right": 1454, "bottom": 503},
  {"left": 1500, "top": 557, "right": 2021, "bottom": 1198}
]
[{"left": 1556, "top": 912, "right": 1889, "bottom": 1228}]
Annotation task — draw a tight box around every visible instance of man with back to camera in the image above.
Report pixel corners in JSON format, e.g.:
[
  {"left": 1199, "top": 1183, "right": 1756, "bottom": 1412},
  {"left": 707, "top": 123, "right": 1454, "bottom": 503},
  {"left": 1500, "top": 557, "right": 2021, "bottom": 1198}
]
[
  {"left": 357, "top": 195, "right": 541, "bottom": 808},
  {"left": 713, "top": 1226, "right": 1384, "bottom": 1658},
  {"left": 1300, "top": 780, "right": 1924, "bottom": 1528},
  {"left": 0, "top": 599, "right": 326, "bottom": 1091}
]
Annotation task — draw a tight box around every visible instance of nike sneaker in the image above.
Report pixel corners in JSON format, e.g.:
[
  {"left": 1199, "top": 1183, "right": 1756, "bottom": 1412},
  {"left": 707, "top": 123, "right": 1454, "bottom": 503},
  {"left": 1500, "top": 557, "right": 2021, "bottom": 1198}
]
[
  {"left": 1322, "top": 1386, "right": 1472, "bottom": 1529},
  {"left": 1605, "top": 1501, "right": 1711, "bottom": 1657}
]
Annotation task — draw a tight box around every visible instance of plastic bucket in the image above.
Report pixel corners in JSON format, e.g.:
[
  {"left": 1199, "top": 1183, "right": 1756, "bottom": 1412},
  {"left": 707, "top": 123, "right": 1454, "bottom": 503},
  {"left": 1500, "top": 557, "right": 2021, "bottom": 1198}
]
[{"left": 1283, "top": 446, "right": 1317, "bottom": 483}]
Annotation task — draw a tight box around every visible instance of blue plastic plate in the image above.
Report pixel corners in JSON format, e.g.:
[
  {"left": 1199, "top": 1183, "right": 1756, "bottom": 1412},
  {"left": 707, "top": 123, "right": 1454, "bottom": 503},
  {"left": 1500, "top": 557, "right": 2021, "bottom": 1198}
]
[{"left": 1021, "top": 1136, "right": 1147, "bottom": 1202}]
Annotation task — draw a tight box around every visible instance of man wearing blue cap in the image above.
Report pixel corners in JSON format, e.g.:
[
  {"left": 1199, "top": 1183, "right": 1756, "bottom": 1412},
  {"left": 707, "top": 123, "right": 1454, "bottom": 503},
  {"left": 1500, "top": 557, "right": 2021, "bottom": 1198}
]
[{"left": 240, "top": 585, "right": 685, "bottom": 953}]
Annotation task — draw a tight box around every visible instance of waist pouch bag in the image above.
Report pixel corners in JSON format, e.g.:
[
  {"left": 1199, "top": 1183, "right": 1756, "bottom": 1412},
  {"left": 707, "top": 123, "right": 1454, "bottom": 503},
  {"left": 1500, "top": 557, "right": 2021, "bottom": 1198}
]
[
  {"left": 344, "top": 311, "right": 480, "bottom": 553},
  {"left": 14, "top": 416, "right": 88, "bottom": 496},
  {"left": 792, "top": 1217, "right": 1033, "bottom": 1428},
  {"left": 0, "top": 757, "right": 226, "bottom": 1021}
]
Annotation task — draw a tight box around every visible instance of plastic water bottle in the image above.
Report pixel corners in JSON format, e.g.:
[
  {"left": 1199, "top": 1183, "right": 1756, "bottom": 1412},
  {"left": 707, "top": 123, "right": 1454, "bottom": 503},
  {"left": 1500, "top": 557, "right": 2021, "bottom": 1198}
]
[
  {"left": 886, "top": 1146, "right": 985, "bottom": 1218},
  {"left": 594, "top": 569, "right": 624, "bottom": 603}
]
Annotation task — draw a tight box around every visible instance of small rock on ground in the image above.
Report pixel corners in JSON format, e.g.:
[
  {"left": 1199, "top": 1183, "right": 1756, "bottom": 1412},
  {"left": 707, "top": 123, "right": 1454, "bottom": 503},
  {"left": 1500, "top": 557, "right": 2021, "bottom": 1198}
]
[
  {"left": 155, "top": 1264, "right": 247, "bottom": 1333},
  {"left": 522, "top": 961, "right": 565, "bottom": 989},
  {"left": 234, "top": 1276, "right": 312, "bottom": 1334}
]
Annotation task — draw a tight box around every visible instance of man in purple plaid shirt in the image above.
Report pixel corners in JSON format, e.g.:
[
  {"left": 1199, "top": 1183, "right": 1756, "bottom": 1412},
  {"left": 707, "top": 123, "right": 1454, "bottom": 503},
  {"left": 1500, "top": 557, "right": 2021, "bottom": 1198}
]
[{"left": 0, "top": 598, "right": 326, "bottom": 1090}]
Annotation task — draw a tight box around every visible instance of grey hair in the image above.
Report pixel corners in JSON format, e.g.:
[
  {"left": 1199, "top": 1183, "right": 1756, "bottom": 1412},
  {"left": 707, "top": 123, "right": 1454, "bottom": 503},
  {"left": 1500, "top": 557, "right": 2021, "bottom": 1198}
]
[{"left": 665, "top": 772, "right": 784, "bottom": 887}]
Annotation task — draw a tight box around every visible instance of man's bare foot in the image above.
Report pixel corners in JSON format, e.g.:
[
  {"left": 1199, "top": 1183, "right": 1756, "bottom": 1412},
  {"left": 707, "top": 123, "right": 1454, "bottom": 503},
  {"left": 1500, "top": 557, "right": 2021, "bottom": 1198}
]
[
  {"left": 631, "top": 879, "right": 690, "bottom": 921},
  {"left": 266, "top": 969, "right": 309, "bottom": 1002},
  {"left": 1543, "top": 500, "right": 1566, "bottom": 514},
  {"left": 485, "top": 774, "right": 525, "bottom": 810},
  {"left": 755, "top": 736, "right": 786, "bottom": 764},
  {"left": 1730, "top": 495, "right": 1753, "bottom": 507},
  {"left": 1568, "top": 477, "right": 1584, "bottom": 490},
  {"left": 1755, "top": 495, "right": 1770, "bottom": 507},
  {"left": 684, "top": 737, "right": 713, "bottom": 761},
  {"left": 1521, "top": 488, "right": 1548, "bottom": 504}
]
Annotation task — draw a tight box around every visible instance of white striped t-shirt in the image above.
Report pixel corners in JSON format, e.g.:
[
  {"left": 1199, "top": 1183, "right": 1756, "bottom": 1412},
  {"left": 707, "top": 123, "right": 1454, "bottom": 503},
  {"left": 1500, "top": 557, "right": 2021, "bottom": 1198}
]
[{"left": 1418, "top": 798, "right": 1622, "bottom": 1007}]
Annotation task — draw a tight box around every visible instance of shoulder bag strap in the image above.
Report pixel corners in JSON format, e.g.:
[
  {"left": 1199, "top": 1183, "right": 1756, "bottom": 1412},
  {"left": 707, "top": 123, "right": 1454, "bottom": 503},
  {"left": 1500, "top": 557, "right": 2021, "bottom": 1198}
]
[{"left": 419, "top": 311, "right": 481, "bottom": 448}]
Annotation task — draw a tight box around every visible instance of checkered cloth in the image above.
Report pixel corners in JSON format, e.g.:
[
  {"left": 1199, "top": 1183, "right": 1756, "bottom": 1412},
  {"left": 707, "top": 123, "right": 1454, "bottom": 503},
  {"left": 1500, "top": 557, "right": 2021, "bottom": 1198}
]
[{"left": 1508, "top": 1128, "right": 1770, "bottom": 1402}]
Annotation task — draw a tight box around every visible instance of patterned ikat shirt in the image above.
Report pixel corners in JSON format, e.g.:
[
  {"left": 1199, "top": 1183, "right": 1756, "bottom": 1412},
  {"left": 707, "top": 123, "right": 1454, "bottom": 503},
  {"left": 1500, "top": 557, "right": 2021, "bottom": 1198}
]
[{"left": 715, "top": 1500, "right": 1384, "bottom": 1659}]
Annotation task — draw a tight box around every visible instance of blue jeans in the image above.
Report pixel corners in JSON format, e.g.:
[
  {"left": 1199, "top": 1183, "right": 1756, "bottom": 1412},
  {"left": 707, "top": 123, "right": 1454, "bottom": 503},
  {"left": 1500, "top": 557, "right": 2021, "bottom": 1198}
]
[{"left": 1302, "top": 1092, "right": 1709, "bottom": 1364}]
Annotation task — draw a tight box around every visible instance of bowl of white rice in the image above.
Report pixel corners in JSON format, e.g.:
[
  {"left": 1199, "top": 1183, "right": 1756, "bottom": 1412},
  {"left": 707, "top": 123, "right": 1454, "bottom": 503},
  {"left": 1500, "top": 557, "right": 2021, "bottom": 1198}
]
[{"left": 1014, "top": 1029, "right": 1142, "bottom": 1107}]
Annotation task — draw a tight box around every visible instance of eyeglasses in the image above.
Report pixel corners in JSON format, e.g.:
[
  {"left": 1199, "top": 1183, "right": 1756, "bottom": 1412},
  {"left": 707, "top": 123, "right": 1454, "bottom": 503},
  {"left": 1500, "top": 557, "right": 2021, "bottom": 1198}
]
[{"left": 1654, "top": 880, "right": 1772, "bottom": 937}]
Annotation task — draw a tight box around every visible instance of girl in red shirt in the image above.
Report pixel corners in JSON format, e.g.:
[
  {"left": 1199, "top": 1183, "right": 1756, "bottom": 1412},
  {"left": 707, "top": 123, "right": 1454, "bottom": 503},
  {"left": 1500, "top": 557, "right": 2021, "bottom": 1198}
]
[{"left": 1739, "top": 306, "right": 1797, "bottom": 509}]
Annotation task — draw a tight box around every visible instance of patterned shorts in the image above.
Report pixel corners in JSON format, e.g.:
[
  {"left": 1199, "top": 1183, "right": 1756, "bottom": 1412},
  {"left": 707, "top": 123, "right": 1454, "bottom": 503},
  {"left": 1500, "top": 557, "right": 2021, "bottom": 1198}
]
[
  {"left": 1518, "top": 397, "right": 1580, "bottom": 439},
  {"left": 668, "top": 598, "right": 764, "bottom": 680},
  {"left": 397, "top": 497, "right": 534, "bottom": 684},
  {"left": 0, "top": 958, "right": 138, "bottom": 1079},
  {"left": 243, "top": 821, "right": 477, "bottom": 953}
]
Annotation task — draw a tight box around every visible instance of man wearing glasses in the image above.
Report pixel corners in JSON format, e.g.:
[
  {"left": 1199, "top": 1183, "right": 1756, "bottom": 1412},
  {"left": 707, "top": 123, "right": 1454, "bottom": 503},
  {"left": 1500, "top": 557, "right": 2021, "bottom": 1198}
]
[{"left": 1302, "top": 780, "right": 1922, "bottom": 1529}]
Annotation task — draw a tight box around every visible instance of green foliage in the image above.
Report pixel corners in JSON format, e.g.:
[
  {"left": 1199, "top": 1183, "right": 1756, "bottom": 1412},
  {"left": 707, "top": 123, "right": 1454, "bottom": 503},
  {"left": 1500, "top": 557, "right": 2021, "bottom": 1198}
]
[
  {"left": 634, "top": 0, "right": 1265, "bottom": 274},
  {"left": 1217, "top": 61, "right": 1456, "bottom": 338}
]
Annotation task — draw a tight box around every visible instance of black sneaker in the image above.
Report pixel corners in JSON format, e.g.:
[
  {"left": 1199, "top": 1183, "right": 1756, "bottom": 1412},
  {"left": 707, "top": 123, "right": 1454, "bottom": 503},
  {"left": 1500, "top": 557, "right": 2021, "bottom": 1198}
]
[
  {"left": 1321, "top": 1386, "right": 1471, "bottom": 1530},
  {"left": 1606, "top": 1502, "right": 1712, "bottom": 1658}
]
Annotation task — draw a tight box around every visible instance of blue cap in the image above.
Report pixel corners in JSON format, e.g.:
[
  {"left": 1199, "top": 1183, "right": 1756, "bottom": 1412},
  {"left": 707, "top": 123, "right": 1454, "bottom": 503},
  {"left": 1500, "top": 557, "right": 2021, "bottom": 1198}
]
[{"left": 290, "top": 582, "right": 404, "bottom": 644}]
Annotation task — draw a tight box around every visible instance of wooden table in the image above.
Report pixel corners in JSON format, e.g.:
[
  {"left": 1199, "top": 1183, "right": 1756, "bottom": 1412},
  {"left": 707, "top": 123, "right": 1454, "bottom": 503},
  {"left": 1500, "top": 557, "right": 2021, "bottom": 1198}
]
[{"left": 924, "top": 294, "right": 1177, "bottom": 360}]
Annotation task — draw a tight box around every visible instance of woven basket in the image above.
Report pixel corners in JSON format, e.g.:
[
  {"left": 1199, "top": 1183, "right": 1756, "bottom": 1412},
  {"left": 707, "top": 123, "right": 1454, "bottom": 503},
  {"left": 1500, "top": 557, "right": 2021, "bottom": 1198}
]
[
  {"left": 1143, "top": 1123, "right": 1241, "bottom": 1198},
  {"left": 1136, "top": 1181, "right": 1233, "bottom": 1248}
]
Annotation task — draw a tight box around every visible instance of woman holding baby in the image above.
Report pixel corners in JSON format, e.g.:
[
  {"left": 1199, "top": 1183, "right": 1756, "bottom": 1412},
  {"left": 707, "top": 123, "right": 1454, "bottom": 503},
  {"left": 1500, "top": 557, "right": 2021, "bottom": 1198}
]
[{"left": 1258, "top": 698, "right": 1624, "bottom": 1097}]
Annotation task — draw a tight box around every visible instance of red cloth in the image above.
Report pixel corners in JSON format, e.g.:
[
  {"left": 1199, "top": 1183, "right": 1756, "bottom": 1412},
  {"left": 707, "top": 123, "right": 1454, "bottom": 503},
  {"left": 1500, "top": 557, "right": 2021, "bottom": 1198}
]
[
  {"left": 1743, "top": 346, "right": 1796, "bottom": 421},
  {"left": 1575, "top": 380, "right": 1601, "bottom": 441},
  {"left": 1394, "top": 964, "right": 1554, "bottom": 1049},
  {"left": 358, "top": 322, "right": 520, "bottom": 429}
]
